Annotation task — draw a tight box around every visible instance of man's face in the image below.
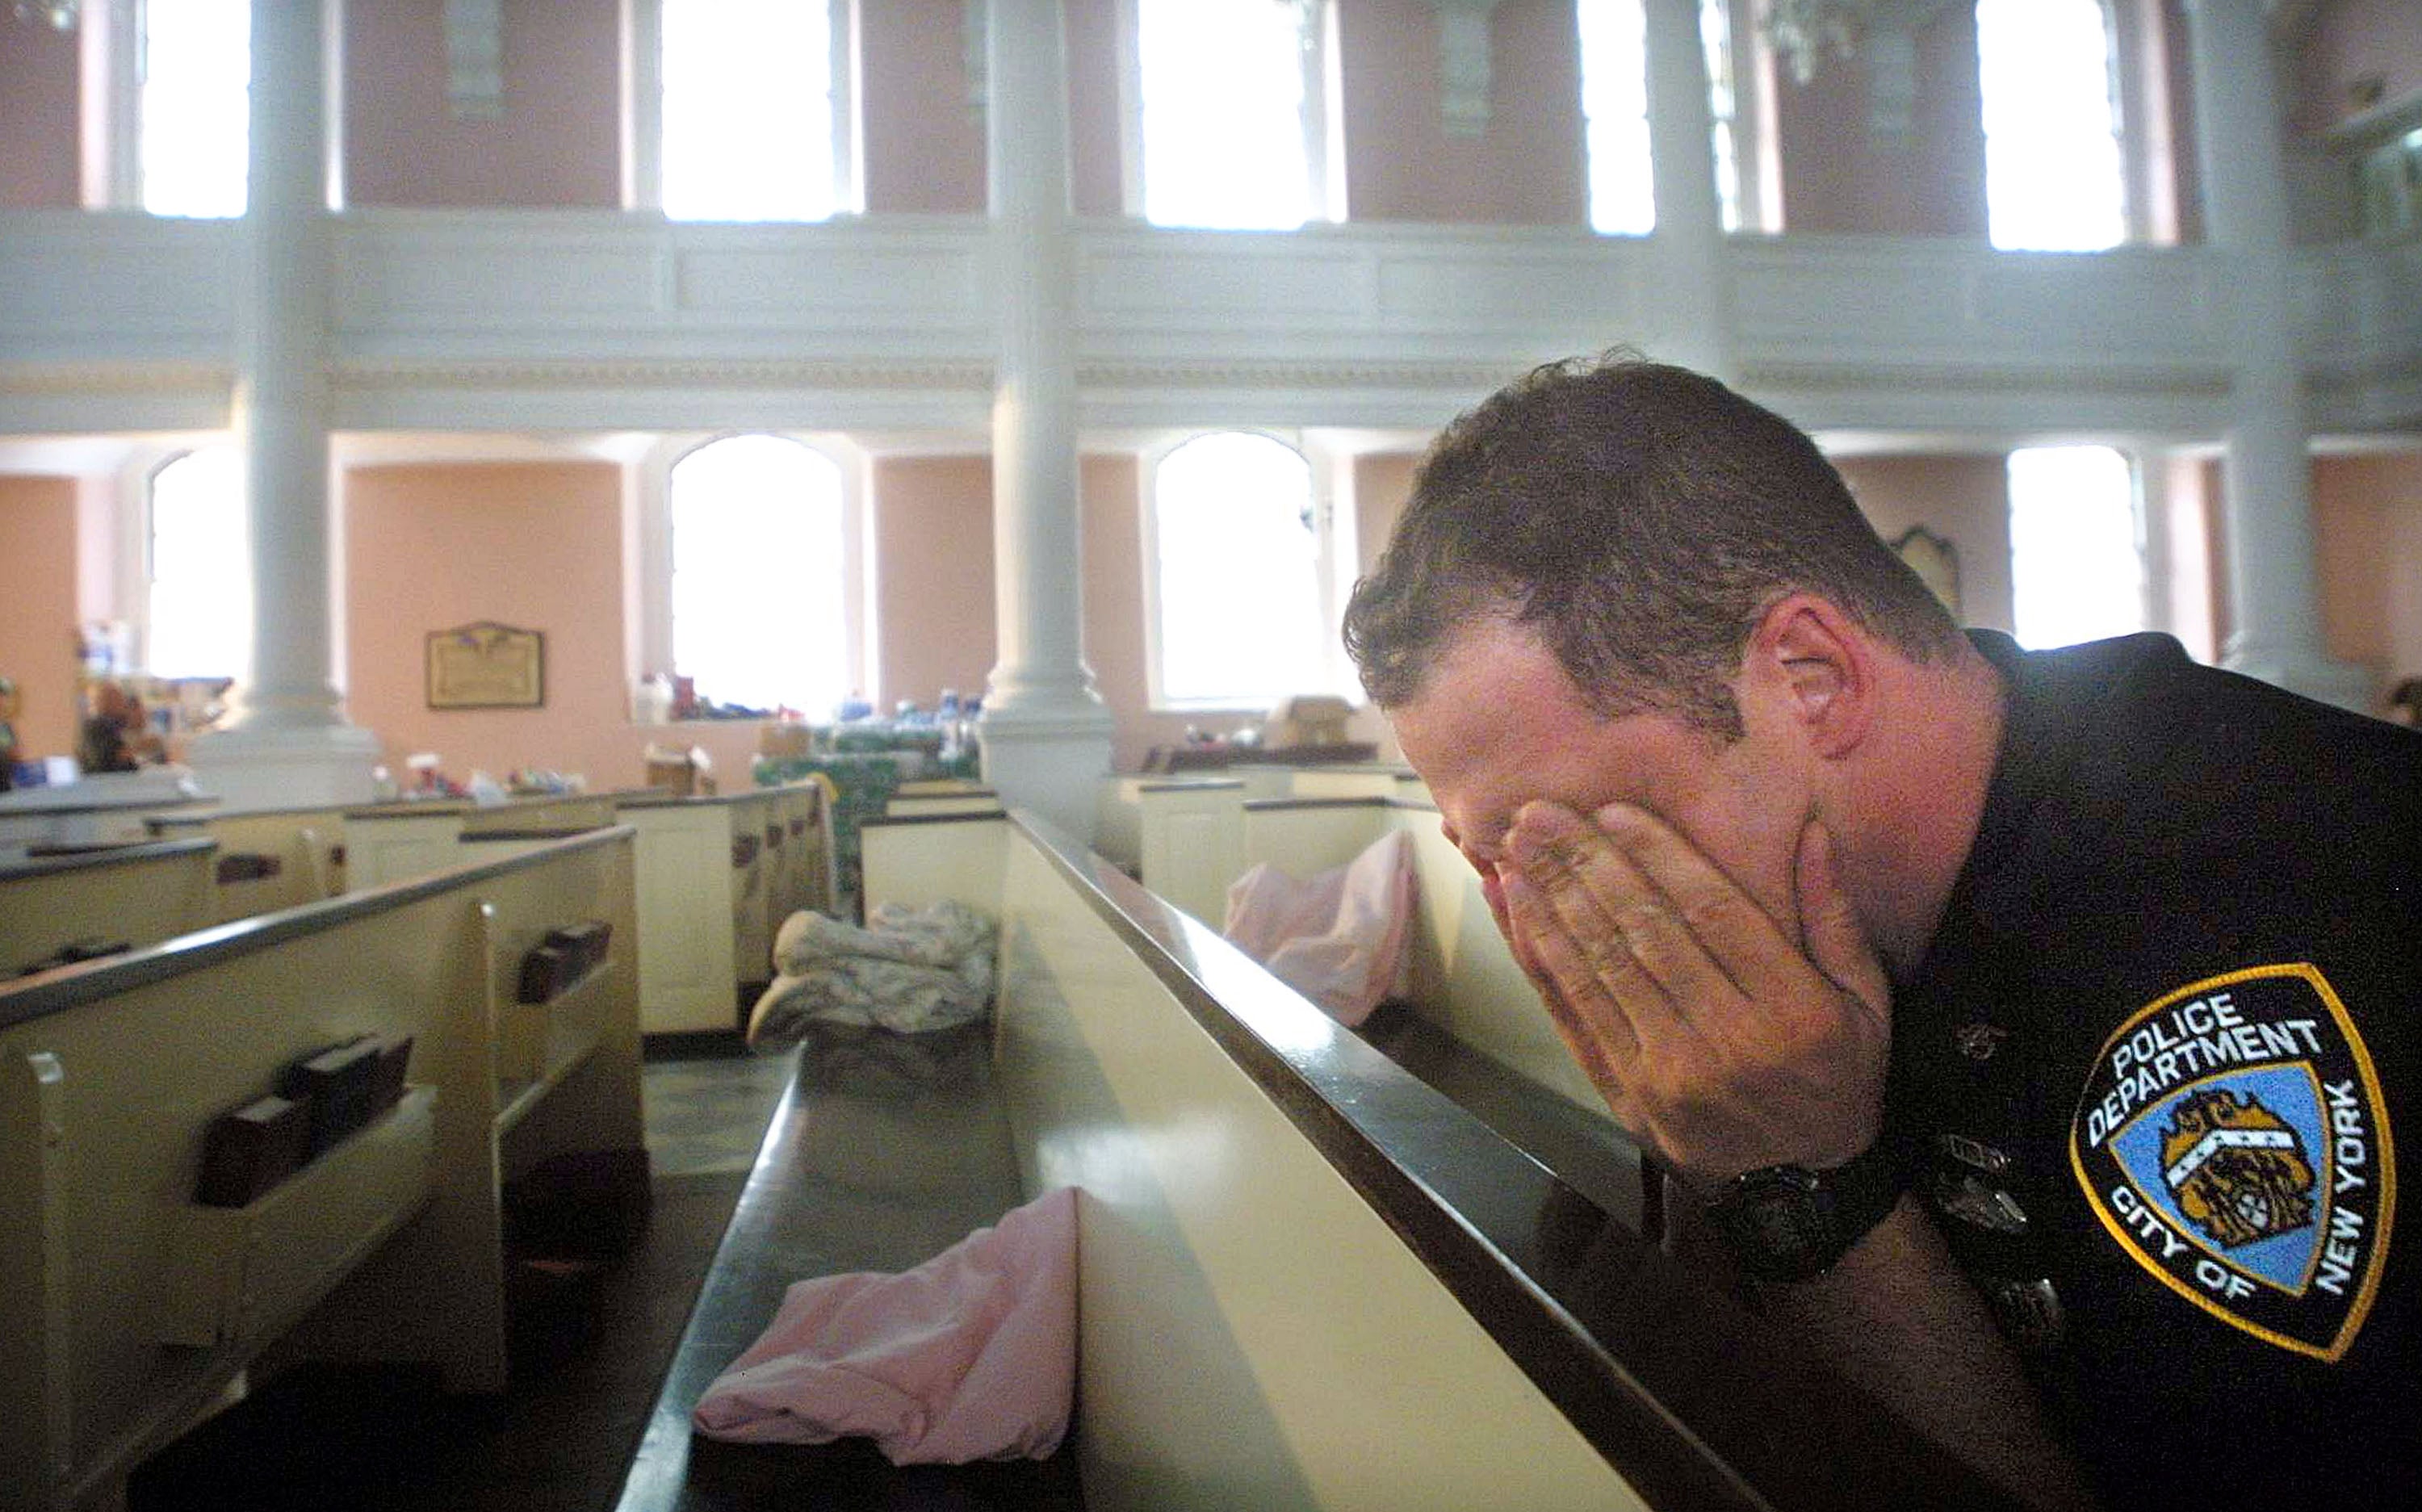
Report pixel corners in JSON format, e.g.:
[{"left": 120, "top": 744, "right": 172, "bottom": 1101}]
[{"left": 1385, "top": 614, "right": 1814, "bottom": 944}]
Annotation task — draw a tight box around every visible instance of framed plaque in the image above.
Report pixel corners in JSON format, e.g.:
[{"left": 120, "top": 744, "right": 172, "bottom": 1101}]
[
  {"left": 426, "top": 622, "right": 545, "bottom": 710},
  {"left": 1891, "top": 526, "right": 1962, "bottom": 621}
]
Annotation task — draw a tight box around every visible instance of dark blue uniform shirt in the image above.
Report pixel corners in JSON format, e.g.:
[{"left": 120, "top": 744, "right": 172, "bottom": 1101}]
[{"left": 1892, "top": 631, "right": 2416, "bottom": 1506}]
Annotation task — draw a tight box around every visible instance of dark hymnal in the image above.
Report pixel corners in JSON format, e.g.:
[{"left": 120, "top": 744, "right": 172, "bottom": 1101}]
[
  {"left": 195, "top": 1094, "right": 311, "bottom": 1208},
  {"left": 368, "top": 1034, "right": 414, "bottom": 1115},
  {"left": 518, "top": 919, "right": 611, "bottom": 1003},
  {"left": 279, "top": 1036, "right": 383, "bottom": 1155}
]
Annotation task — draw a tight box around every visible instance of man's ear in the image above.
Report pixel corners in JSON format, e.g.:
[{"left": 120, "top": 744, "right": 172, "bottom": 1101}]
[{"left": 1745, "top": 594, "right": 1872, "bottom": 758}]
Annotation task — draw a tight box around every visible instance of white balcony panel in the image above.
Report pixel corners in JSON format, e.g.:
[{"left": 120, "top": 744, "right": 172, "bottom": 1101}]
[
  {"left": 0, "top": 213, "right": 234, "bottom": 354},
  {"left": 1081, "top": 230, "right": 1380, "bottom": 325},
  {"left": 675, "top": 243, "right": 981, "bottom": 325}
]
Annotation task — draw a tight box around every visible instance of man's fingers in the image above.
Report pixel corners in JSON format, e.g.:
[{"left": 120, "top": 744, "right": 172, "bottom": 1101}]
[
  {"left": 1500, "top": 864, "right": 1642, "bottom": 1073},
  {"left": 1589, "top": 801, "right": 1800, "bottom": 1003}
]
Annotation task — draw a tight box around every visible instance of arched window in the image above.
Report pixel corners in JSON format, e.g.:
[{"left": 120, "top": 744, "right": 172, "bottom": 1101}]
[
  {"left": 668, "top": 435, "right": 851, "bottom": 716},
  {"left": 1977, "top": 0, "right": 2125, "bottom": 251},
  {"left": 654, "top": 0, "right": 853, "bottom": 220},
  {"left": 2008, "top": 445, "right": 2143, "bottom": 649},
  {"left": 1148, "top": 432, "right": 1336, "bottom": 709},
  {"left": 1134, "top": 0, "right": 1334, "bottom": 229},
  {"left": 140, "top": 0, "right": 250, "bottom": 218},
  {"left": 147, "top": 449, "right": 249, "bottom": 679}
]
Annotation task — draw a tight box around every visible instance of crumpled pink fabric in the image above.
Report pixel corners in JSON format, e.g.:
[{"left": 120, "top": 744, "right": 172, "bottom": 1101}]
[
  {"left": 690, "top": 1186, "right": 1077, "bottom": 1464},
  {"left": 1221, "top": 828, "right": 1416, "bottom": 1028}
]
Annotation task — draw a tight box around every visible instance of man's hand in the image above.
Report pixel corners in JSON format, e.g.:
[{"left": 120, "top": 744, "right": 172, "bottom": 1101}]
[{"left": 1498, "top": 800, "right": 1892, "bottom": 1189}]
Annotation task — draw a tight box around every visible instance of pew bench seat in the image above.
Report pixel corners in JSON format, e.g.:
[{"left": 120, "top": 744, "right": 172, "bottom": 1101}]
[{"left": 614, "top": 1023, "right": 1083, "bottom": 1512}]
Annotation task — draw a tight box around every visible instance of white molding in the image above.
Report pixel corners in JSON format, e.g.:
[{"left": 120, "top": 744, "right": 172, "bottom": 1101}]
[{"left": 2, "top": 212, "right": 2419, "bottom": 437}]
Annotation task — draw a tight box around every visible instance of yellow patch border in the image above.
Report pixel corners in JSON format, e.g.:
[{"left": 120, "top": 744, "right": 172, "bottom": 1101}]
[{"left": 2067, "top": 962, "right": 2396, "bottom": 1363}]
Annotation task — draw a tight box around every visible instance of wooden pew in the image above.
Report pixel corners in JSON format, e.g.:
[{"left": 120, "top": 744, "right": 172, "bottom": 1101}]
[
  {"left": 0, "top": 827, "right": 643, "bottom": 1512},
  {"left": 617, "top": 810, "right": 2011, "bottom": 1510},
  {"left": 1, "top": 838, "right": 218, "bottom": 980},
  {"left": 614, "top": 785, "right": 828, "bottom": 1036},
  {"left": 145, "top": 805, "right": 349, "bottom": 924}
]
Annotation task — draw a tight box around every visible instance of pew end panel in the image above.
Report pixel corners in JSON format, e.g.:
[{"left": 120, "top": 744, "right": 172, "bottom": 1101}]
[
  {"left": 1133, "top": 779, "right": 1246, "bottom": 928},
  {"left": 0, "top": 828, "right": 646, "bottom": 1509}
]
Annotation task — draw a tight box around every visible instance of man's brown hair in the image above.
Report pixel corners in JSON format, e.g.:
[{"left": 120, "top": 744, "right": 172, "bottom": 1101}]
[{"left": 1342, "top": 352, "right": 1962, "bottom": 735}]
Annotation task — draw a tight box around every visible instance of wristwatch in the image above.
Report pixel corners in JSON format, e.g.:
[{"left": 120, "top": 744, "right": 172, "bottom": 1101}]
[{"left": 1703, "top": 1141, "right": 1909, "bottom": 1284}]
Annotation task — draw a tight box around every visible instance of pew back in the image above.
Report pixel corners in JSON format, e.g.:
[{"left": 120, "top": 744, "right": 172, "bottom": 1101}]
[
  {"left": 0, "top": 828, "right": 643, "bottom": 1511},
  {"left": 0, "top": 839, "right": 218, "bottom": 979},
  {"left": 147, "top": 806, "right": 348, "bottom": 922},
  {"left": 865, "top": 816, "right": 1640, "bottom": 1512}
]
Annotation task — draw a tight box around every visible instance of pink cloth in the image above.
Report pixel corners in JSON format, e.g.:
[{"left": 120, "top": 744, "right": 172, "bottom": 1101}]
[
  {"left": 1221, "top": 828, "right": 1416, "bottom": 1028},
  {"left": 690, "top": 1186, "right": 1077, "bottom": 1464}
]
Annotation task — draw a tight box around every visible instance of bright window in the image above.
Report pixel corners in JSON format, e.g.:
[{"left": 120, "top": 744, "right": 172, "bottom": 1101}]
[
  {"left": 669, "top": 436, "right": 850, "bottom": 716},
  {"left": 2008, "top": 446, "right": 2143, "bottom": 649},
  {"left": 659, "top": 0, "right": 849, "bottom": 220},
  {"left": 1578, "top": 0, "right": 1742, "bottom": 236},
  {"left": 147, "top": 449, "right": 250, "bottom": 679},
  {"left": 1136, "top": 0, "right": 1326, "bottom": 229},
  {"left": 1149, "top": 433, "right": 1339, "bottom": 709},
  {"left": 140, "top": 0, "right": 250, "bottom": 218},
  {"left": 1976, "top": 0, "right": 2125, "bottom": 251},
  {"left": 1578, "top": 0, "right": 1653, "bottom": 236}
]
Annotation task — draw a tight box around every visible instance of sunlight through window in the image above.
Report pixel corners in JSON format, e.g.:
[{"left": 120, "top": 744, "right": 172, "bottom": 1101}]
[
  {"left": 671, "top": 437, "right": 850, "bottom": 716},
  {"left": 140, "top": 0, "right": 250, "bottom": 218},
  {"left": 1578, "top": 0, "right": 1653, "bottom": 236},
  {"left": 1138, "top": 0, "right": 1317, "bottom": 229},
  {"left": 148, "top": 450, "right": 250, "bottom": 680},
  {"left": 661, "top": 0, "right": 841, "bottom": 221},
  {"left": 1151, "top": 433, "right": 1328, "bottom": 708},
  {"left": 2009, "top": 446, "right": 2143, "bottom": 650},
  {"left": 1977, "top": 0, "right": 2125, "bottom": 251}
]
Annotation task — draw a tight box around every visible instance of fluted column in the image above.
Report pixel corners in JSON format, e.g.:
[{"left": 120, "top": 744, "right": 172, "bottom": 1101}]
[
  {"left": 186, "top": 0, "right": 380, "bottom": 806},
  {"left": 2182, "top": 0, "right": 2370, "bottom": 708},
  {"left": 977, "top": 0, "right": 1113, "bottom": 838},
  {"left": 1643, "top": 0, "right": 1733, "bottom": 379}
]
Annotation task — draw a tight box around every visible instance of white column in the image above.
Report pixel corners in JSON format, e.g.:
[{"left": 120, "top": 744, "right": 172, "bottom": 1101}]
[
  {"left": 976, "top": 0, "right": 1113, "bottom": 840},
  {"left": 186, "top": 0, "right": 381, "bottom": 806},
  {"left": 2182, "top": 0, "right": 2370, "bottom": 709},
  {"left": 1642, "top": 0, "right": 1734, "bottom": 379}
]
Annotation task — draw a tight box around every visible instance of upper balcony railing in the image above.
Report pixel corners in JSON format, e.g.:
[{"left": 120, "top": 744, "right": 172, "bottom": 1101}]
[{"left": 0, "top": 209, "right": 2413, "bottom": 438}]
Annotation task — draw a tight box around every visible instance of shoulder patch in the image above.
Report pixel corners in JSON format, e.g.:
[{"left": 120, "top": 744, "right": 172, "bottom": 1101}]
[{"left": 2068, "top": 962, "right": 2395, "bottom": 1361}]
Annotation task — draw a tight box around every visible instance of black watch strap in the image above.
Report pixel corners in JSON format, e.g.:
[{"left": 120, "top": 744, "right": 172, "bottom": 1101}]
[{"left": 1704, "top": 1139, "right": 1910, "bottom": 1284}]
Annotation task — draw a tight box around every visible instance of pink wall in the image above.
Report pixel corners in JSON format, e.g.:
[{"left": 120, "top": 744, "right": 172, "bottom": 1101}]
[
  {"left": 2297, "top": 0, "right": 2422, "bottom": 136},
  {"left": 860, "top": 0, "right": 987, "bottom": 214},
  {"left": 0, "top": 19, "right": 78, "bottom": 208},
  {"left": 2312, "top": 450, "right": 2422, "bottom": 709},
  {"left": 343, "top": 0, "right": 620, "bottom": 208},
  {"left": 343, "top": 461, "right": 643, "bottom": 786},
  {"left": 1772, "top": 7, "right": 1988, "bottom": 237},
  {"left": 873, "top": 455, "right": 997, "bottom": 707},
  {"left": 1834, "top": 454, "right": 2014, "bottom": 633},
  {"left": 0, "top": 475, "right": 82, "bottom": 762},
  {"left": 1339, "top": 0, "right": 1587, "bottom": 225},
  {"left": 1064, "top": 0, "right": 1127, "bottom": 216}
]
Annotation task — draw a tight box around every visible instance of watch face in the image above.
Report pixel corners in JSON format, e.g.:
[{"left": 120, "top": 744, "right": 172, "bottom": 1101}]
[{"left": 1716, "top": 1166, "right": 1840, "bottom": 1280}]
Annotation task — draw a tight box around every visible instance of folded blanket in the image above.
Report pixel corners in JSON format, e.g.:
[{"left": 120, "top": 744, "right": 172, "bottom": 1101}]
[
  {"left": 691, "top": 1185, "right": 1078, "bottom": 1464},
  {"left": 747, "top": 900, "right": 997, "bottom": 1044}
]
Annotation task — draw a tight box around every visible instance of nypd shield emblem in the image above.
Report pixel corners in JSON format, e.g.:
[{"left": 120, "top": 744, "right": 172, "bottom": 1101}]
[{"left": 2069, "top": 963, "right": 2395, "bottom": 1361}]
